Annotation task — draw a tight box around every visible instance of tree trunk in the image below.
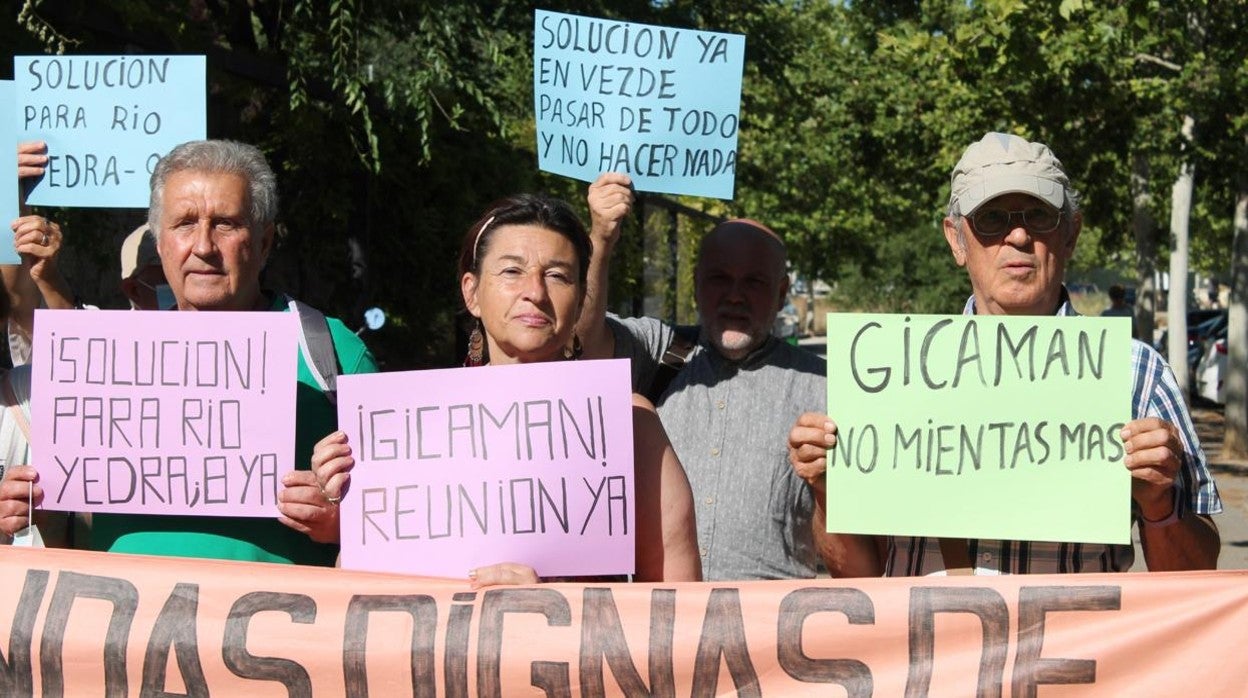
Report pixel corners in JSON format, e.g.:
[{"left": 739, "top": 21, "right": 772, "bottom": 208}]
[
  {"left": 1167, "top": 115, "right": 1196, "bottom": 399},
  {"left": 1131, "top": 152, "right": 1157, "bottom": 342},
  {"left": 1223, "top": 181, "right": 1248, "bottom": 459}
]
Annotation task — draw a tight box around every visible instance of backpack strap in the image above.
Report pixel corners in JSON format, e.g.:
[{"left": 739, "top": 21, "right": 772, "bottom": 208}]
[
  {"left": 644, "top": 324, "right": 700, "bottom": 403},
  {"left": 286, "top": 297, "right": 342, "bottom": 406}
]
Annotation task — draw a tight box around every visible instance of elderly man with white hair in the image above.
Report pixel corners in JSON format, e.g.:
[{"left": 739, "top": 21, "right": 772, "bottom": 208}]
[{"left": 0, "top": 140, "right": 377, "bottom": 564}]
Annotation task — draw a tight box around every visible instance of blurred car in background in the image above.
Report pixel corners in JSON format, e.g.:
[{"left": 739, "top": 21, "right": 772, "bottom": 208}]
[
  {"left": 1195, "top": 327, "right": 1228, "bottom": 404},
  {"left": 1155, "top": 309, "right": 1227, "bottom": 387},
  {"left": 774, "top": 299, "right": 801, "bottom": 343}
]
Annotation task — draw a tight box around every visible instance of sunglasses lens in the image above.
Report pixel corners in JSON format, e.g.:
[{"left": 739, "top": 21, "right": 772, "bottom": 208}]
[
  {"left": 973, "top": 209, "right": 1010, "bottom": 235},
  {"left": 972, "top": 206, "right": 1060, "bottom": 235},
  {"left": 1025, "top": 207, "right": 1059, "bottom": 232}
]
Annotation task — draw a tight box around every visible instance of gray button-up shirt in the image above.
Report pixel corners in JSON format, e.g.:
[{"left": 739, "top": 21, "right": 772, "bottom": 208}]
[{"left": 611, "top": 316, "right": 826, "bottom": 580}]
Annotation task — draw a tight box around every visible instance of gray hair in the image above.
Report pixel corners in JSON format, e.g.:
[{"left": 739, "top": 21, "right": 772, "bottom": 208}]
[{"left": 148, "top": 140, "right": 279, "bottom": 233}]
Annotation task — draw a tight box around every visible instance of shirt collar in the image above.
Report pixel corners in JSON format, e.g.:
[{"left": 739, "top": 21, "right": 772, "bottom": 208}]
[{"left": 961, "top": 286, "right": 1077, "bottom": 317}]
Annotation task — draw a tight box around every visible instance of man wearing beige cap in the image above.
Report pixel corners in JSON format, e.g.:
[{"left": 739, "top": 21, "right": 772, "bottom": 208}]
[
  {"left": 118, "top": 224, "right": 171, "bottom": 310},
  {"left": 578, "top": 173, "right": 835, "bottom": 581},
  {"left": 789, "top": 132, "right": 1222, "bottom": 575}
]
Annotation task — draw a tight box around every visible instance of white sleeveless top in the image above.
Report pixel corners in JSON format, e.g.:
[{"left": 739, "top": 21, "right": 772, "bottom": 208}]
[{"left": 0, "top": 364, "right": 33, "bottom": 480}]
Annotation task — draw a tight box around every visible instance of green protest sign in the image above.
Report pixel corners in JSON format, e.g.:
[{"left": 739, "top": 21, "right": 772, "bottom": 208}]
[{"left": 825, "top": 313, "right": 1133, "bottom": 544}]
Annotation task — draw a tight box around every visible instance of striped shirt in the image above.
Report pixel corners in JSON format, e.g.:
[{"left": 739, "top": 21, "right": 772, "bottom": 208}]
[{"left": 883, "top": 294, "right": 1222, "bottom": 575}]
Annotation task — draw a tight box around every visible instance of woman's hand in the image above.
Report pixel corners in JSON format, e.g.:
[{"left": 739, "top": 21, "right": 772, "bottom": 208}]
[
  {"left": 0, "top": 465, "right": 42, "bottom": 538},
  {"left": 277, "top": 431, "right": 354, "bottom": 543},
  {"left": 468, "top": 562, "right": 540, "bottom": 589}
]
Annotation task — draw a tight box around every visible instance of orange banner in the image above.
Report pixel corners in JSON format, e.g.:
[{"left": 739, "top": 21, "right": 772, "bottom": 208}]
[{"left": 1, "top": 547, "right": 1245, "bottom": 696}]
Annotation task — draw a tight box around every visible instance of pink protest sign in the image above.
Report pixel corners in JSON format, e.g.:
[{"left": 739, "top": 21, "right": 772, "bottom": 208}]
[
  {"left": 338, "top": 359, "right": 635, "bottom": 578},
  {"left": 30, "top": 309, "right": 298, "bottom": 516}
]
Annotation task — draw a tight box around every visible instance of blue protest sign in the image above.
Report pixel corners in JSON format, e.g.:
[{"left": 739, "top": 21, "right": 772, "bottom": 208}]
[
  {"left": 15, "top": 56, "right": 206, "bottom": 208},
  {"left": 533, "top": 10, "right": 745, "bottom": 200},
  {"left": 1, "top": 81, "right": 19, "bottom": 263}
]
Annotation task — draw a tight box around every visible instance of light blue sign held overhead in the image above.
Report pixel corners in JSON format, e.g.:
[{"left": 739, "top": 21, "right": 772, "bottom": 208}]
[
  {"left": 533, "top": 10, "right": 745, "bottom": 200},
  {"left": 1, "top": 81, "right": 19, "bottom": 263},
  {"left": 15, "top": 55, "right": 207, "bottom": 208}
]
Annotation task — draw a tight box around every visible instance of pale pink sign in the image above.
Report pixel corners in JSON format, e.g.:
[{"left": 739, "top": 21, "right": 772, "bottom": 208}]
[
  {"left": 338, "top": 360, "right": 635, "bottom": 578},
  {"left": 30, "top": 309, "right": 298, "bottom": 516}
]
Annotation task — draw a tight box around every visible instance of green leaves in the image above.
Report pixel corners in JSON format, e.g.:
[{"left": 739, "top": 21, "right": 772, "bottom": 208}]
[
  {"left": 1058, "top": 0, "right": 1087, "bottom": 22},
  {"left": 14, "top": 0, "right": 1245, "bottom": 363}
]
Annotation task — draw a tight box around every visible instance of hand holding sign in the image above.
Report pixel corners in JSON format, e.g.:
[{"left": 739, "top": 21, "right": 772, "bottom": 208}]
[
  {"left": 276, "top": 470, "right": 342, "bottom": 544},
  {"left": 10, "top": 214, "right": 64, "bottom": 280},
  {"left": 587, "top": 172, "right": 634, "bottom": 247},
  {"left": 1120, "top": 417, "right": 1184, "bottom": 520},
  {"left": 17, "top": 140, "right": 49, "bottom": 180},
  {"left": 0, "top": 466, "right": 42, "bottom": 538},
  {"left": 277, "top": 430, "right": 354, "bottom": 543},
  {"left": 787, "top": 412, "right": 839, "bottom": 500}
]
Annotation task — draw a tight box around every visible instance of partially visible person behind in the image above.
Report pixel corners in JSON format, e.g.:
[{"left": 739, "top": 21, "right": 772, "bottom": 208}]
[
  {"left": 575, "top": 173, "right": 843, "bottom": 581},
  {"left": 0, "top": 281, "right": 65, "bottom": 544},
  {"left": 310, "top": 193, "right": 702, "bottom": 585},
  {"left": 1101, "top": 283, "right": 1137, "bottom": 338},
  {"left": 1101, "top": 284, "right": 1132, "bottom": 317},
  {"left": 789, "top": 132, "right": 1221, "bottom": 576},
  {"left": 120, "top": 224, "right": 170, "bottom": 310},
  {"left": 0, "top": 139, "right": 378, "bottom": 564}
]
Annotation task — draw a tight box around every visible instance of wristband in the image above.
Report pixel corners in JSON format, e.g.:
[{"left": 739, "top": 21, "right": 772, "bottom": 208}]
[{"left": 1140, "top": 488, "right": 1180, "bottom": 529}]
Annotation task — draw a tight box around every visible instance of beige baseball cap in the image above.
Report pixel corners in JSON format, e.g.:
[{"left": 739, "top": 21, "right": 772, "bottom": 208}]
[
  {"left": 120, "top": 224, "right": 160, "bottom": 280},
  {"left": 949, "top": 132, "right": 1068, "bottom": 215}
]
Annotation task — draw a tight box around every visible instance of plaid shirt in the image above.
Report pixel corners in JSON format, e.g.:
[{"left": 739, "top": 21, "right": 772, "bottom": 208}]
[{"left": 883, "top": 293, "right": 1223, "bottom": 575}]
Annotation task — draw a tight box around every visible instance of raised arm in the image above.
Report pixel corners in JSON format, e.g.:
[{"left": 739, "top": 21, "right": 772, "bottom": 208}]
[
  {"left": 8, "top": 142, "right": 73, "bottom": 358},
  {"left": 577, "top": 172, "right": 634, "bottom": 360},
  {"left": 1122, "top": 417, "right": 1220, "bottom": 570},
  {"left": 632, "top": 393, "right": 701, "bottom": 582},
  {"left": 6, "top": 214, "right": 75, "bottom": 363},
  {"left": 12, "top": 215, "right": 74, "bottom": 309},
  {"left": 789, "top": 411, "right": 883, "bottom": 577}
]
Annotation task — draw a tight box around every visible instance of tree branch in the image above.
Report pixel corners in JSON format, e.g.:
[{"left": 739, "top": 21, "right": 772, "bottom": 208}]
[{"left": 1134, "top": 52, "right": 1182, "bottom": 73}]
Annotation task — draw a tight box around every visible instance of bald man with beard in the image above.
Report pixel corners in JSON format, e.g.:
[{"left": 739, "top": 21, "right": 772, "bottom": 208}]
[{"left": 577, "top": 173, "right": 836, "bottom": 581}]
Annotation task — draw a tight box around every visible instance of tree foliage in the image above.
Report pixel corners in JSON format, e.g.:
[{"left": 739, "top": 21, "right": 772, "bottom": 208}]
[{"left": 10, "top": 0, "right": 1247, "bottom": 383}]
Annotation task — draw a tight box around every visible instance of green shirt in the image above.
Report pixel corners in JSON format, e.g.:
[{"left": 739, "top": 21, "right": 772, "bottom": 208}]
[{"left": 90, "top": 298, "right": 378, "bottom": 565}]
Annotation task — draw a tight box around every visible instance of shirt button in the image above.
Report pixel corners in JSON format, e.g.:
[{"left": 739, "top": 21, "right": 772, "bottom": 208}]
[
  {"left": 710, "top": 447, "right": 720, "bottom": 456},
  {"left": 716, "top": 400, "right": 725, "bottom": 410},
  {"left": 704, "top": 497, "right": 714, "bottom": 505},
  {"left": 700, "top": 548, "right": 708, "bottom": 557}
]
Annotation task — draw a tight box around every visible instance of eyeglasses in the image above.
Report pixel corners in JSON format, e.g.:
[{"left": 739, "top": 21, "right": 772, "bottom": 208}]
[{"left": 970, "top": 206, "right": 1062, "bottom": 236}]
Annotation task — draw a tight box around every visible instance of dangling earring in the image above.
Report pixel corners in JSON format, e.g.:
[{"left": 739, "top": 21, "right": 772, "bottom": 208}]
[
  {"left": 563, "top": 333, "right": 583, "bottom": 360},
  {"left": 466, "top": 319, "right": 486, "bottom": 366}
]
